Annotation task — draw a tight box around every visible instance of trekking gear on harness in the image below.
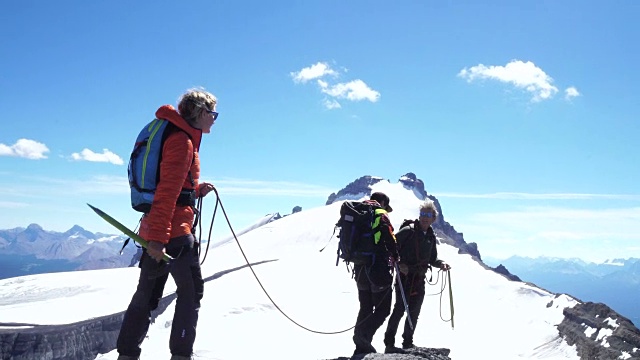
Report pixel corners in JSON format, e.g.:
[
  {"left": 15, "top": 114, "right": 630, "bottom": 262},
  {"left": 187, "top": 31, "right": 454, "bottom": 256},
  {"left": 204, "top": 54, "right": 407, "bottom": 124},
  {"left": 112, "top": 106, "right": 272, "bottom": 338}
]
[
  {"left": 335, "top": 201, "right": 387, "bottom": 266},
  {"left": 128, "top": 118, "right": 196, "bottom": 213}
]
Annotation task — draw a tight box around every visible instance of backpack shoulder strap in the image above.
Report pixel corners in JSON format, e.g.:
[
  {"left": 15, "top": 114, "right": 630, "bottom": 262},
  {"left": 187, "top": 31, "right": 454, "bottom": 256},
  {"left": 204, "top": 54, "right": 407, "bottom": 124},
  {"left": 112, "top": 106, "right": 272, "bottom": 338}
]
[
  {"left": 160, "top": 120, "right": 196, "bottom": 187},
  {"left": 400, "top": 218, "right": 416, "bottom": 230}
]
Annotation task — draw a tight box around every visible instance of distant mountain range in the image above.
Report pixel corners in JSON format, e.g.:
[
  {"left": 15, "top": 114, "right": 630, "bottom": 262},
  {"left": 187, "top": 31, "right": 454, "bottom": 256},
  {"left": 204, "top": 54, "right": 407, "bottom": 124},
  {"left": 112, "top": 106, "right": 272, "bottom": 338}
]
[
  {"left": 485, "top": 255, "right": 640, "bottom": 327},
  {"left": 0, "top": 208, "right": 297, "bottom": 280},
  {"left": 0, "top": 224, "right": 138, "bottom": 279}
]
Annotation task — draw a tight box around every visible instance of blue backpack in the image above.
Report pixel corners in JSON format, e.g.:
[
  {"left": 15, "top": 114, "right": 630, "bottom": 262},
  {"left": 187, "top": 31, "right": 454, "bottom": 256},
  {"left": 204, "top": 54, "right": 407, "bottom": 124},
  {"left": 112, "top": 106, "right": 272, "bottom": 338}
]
[{"left": 128, "top": 118, "right": 196, "bottom": 213}]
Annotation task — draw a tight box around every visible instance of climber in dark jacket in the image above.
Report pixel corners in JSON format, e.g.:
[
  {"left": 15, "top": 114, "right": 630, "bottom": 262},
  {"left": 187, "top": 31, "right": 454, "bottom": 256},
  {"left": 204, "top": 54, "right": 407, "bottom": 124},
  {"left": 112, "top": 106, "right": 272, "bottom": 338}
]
[
  {"left": 383, "top": 198, "right": 450, "bottom": 354},
  {"left": 352, "top": 192, "right": 399, "bottom": 356}
]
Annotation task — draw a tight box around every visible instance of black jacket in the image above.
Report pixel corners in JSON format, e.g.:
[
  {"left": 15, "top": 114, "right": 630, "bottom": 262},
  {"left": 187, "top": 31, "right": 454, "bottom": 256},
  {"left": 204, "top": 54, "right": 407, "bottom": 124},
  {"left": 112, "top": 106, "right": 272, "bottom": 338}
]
[{"left": 395, "top": 220, "right": 443, "bottom": 292}]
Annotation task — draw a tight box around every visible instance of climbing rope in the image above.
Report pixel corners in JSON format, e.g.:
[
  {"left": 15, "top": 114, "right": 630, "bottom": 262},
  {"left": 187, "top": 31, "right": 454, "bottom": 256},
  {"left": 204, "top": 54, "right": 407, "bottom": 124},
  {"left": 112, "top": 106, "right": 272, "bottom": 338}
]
[
  {"left": 425, "top": 268, "right": 454, "bottom": 325},
  {"left": 194, "top": 195, "right": 219, "bottom": 265},
  {"left": 206, "top": 187, "right": 390, "bottom": 335}
]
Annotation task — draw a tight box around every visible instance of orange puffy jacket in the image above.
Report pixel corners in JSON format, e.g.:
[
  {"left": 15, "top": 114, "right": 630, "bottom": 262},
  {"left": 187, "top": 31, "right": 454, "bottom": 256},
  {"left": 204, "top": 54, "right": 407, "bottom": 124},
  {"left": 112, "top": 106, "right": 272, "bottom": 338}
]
[{"left": 138, "top": 105, "right": 204, "bottom": 245}]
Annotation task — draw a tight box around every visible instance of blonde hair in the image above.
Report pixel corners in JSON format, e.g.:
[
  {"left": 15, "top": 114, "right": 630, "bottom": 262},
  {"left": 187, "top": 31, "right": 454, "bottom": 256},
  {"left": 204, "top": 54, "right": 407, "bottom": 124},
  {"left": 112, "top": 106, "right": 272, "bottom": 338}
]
[
  {"left": 419, "top": 199, "right": 439, "bottom": 218},
  {"left": 177, "top": 88, "right": 218, "bottom": 125}
]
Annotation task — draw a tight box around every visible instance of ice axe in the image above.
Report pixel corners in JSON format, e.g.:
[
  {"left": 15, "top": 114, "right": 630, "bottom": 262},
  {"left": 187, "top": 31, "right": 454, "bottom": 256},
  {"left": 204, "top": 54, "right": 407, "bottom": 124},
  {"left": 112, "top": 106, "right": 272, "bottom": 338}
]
[
  {"left": 87, "top": 203, "right": 172, "bottom": 262},
  {"left": 448, "top": 269, "right": 454, "bottom": 329},
  {"left": 394, "top": 262, "right": 414, "bottom": 331}
]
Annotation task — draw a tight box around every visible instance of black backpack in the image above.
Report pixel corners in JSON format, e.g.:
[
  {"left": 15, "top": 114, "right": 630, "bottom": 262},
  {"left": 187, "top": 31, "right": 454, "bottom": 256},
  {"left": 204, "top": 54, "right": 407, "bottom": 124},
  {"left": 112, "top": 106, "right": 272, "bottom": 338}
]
[
  {"left": 335, "top": 201, "right": 378, "bottom": 266},
  {"left": 399, "top": 219, "right": 417, "bottom": 231}
]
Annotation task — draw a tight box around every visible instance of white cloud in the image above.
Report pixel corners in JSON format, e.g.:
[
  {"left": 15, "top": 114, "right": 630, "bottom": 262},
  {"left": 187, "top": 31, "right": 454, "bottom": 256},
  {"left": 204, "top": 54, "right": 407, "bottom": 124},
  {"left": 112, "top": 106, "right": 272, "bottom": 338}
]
[
  {"left": 458, "top": 60, "right": 560, "bottom": 102},
  {"left": 290, "top": 62, "right": 337, "bottom": 83},
  {"left": 71, "top": 148, "right": 124, "bottom": 165},
  {"left": 565, "top": 86, "right": 581, "bottom": 100},
  {"left": 291, "top": 61, "right": 381, "bottom": 108},
  {"left": 319, "top": 79, "right": 381, "bottom": 102},
  {"left": 0, "top": 139, "right": 49, "bottom": 159}
]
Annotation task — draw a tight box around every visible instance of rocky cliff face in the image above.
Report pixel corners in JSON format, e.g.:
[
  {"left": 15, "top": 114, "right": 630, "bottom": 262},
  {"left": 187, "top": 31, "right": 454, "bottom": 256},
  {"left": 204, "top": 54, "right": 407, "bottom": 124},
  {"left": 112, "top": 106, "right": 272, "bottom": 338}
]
[
  {"left": 398, "top": 172, "right": 428, "bottom": 199},
  {"left": 0, "top": 313, "right": 122, "bottom": 360},
  {"left": 491, "top": 264, "right": 522, "bottom": 282},
  {"left": 426, "top": 194, "right": 481, "bottom": 261},
  {"left": 325, "top": 176, "right": 385, "bottom": 205},
  {"left": 557, "top": 301, "right": 640, "bottom": 359}
]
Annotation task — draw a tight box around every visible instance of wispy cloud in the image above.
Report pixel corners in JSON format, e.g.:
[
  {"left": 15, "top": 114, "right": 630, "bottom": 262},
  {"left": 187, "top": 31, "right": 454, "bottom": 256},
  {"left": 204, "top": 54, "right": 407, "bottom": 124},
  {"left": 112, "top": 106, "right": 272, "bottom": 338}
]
[
  {"left": 458, "top": 60, "right": 567, "bottom": 102},
  {"left": 474, "top": 206, "right": 640, "bottom": 224},
  {"left": 208, "top": 178, "right": 335, "bottom": 197},
  {"left": 0, "top": 139, "right": 49, "bottom": 159},
  {"left": 323, "top": 99, "right": 341, "bottom": 110},
  {"left": 4, "top": 174, "right": 334, "bottom": 200},
  {"left": 50, "top": 175, "right": 128, "bottom": 195},
  {"left": 81, "top": 175, "right": 129, "bottom": 194},
  {"left": 436, "top": 192, "right": 640, "bottom": 201},
  {"left": 3, "top": 174, "right": 130, "bottom": 198},
  {"left": 565, "top": 86, "right": 581, "bottom": 101},
  {"left": 71, "top": 148, "right": 124, "bottom": 165},
  {"left": 291, "top": 61, "right": 380, "bottom": 110},
  {"left": 0, "top": 201, "right": 29, "bottom": 209},
  {"left": 459, "top": 206, "right": 640, "bottom": 262}
]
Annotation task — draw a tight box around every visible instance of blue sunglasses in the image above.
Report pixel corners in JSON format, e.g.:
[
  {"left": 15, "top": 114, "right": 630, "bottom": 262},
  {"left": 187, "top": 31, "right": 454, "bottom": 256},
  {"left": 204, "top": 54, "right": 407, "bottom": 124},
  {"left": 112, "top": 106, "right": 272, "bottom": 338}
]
[
  {"left": 420, "top": 211, "right": 435, "bottom": 218},
  {"left": 206, "top": 110, "right": 219, "bottom": 121}
]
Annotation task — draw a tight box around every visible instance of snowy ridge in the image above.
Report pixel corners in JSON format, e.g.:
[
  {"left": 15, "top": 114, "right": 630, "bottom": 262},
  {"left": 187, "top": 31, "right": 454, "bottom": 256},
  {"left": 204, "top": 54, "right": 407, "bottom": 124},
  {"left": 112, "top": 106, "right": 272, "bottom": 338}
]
[{"left": 0, "top": 178, "right": 591, "bottom": 360}]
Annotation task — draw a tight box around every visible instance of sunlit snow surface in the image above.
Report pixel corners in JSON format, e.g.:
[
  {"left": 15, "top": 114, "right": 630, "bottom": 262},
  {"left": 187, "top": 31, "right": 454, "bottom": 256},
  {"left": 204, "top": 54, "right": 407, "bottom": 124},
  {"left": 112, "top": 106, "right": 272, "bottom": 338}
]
[{"left": 0, "top": 181, "right": 582, "bottom": 359}]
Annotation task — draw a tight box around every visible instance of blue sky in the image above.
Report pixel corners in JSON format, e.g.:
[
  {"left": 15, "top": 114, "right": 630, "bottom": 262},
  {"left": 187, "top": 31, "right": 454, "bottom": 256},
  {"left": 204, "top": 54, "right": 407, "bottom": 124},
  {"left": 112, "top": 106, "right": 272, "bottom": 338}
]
[{"left": 1, "top": 1, "right": 639, "bottom": 262}]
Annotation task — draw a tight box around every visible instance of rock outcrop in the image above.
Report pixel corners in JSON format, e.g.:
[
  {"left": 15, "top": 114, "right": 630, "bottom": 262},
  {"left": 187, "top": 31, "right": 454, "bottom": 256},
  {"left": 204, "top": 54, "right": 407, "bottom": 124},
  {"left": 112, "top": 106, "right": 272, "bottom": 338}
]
[
  {"left": 325, "top": 346, "right": 451, "bottom": 360},
  {"left": 0, "top": 313, "right": 122, "bottom": 360},
  {"left": 557, "top": 301, "right": 640, "bottom": 359},
  {"left": 399, "top": 172, "right": 428, "bottom": 199},
  {"left": 492, "top": 264, "right": 522, "bottom": 281},
  {"left": 326, "top": 176, "right": 385, "bottom": 205}
]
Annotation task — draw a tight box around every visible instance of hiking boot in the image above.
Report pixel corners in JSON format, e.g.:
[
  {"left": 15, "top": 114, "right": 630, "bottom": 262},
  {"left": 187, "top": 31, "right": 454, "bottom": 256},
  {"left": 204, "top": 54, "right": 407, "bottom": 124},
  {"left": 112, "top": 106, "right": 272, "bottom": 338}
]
[
  {"left": 353, "top": 333, "right": 376, "bottom": 355},
  {"left": 117, "top": 356, "right": 139, "bottom": 360},
  {"left": 385, "top": 346, "right": 407, "bottom": 354},
  {"left": 169, "top": 356, "right": 192, "bottom": 360},
  {"left": 402, "top": 343, "right": 416, "bottom": 350}
]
